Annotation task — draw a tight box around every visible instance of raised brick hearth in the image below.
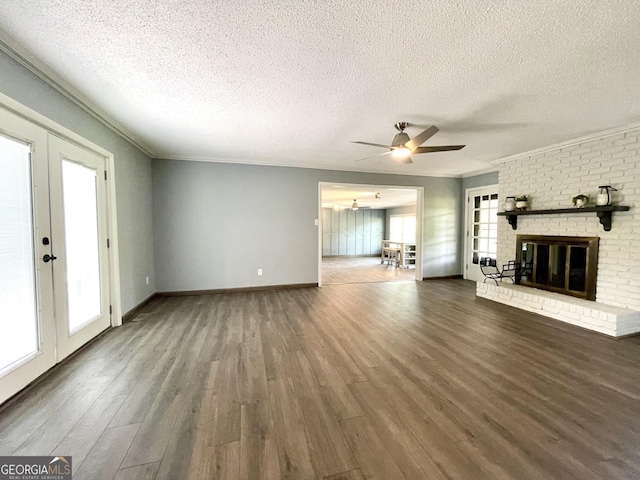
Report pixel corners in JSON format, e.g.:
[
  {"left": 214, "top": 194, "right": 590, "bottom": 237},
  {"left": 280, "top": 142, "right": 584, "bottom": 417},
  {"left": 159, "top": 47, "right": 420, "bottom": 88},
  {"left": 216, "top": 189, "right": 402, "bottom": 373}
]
[{"left": 477, "top": 282, "right": 640, "bottom": 337}]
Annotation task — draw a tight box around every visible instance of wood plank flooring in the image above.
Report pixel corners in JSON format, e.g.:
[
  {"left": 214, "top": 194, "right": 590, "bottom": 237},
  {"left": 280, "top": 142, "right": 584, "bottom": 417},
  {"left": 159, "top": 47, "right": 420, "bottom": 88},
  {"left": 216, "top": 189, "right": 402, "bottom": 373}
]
[
  {"left": 322, "top": 256, "right": 415, "bottom": 285},
  {"left": 2, "top": 279, "right": 640, "bottom": 479}
]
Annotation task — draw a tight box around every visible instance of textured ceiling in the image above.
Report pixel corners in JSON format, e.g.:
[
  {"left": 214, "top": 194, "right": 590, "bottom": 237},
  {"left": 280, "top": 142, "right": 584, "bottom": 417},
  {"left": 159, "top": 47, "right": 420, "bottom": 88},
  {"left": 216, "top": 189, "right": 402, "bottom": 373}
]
[
  {"left": 321, "top": 184, "right": 417, "bottom": 210},
  {"left": 1, "top": 1, "right": 640, "bottom": 176}
]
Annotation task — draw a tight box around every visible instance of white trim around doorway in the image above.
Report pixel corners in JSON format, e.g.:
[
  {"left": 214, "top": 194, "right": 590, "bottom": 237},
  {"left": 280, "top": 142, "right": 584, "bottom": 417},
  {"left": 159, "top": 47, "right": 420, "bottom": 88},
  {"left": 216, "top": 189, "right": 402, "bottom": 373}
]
[{"left": 317, "top": 182, "right": 424, "bottom": 286}]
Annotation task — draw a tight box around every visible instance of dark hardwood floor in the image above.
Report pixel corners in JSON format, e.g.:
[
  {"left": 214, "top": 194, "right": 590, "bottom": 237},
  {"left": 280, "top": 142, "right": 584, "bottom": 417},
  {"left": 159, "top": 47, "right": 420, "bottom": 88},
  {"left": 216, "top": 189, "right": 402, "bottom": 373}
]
[{"left": 2, "top": 279, "right": 640, "bottom": 479}]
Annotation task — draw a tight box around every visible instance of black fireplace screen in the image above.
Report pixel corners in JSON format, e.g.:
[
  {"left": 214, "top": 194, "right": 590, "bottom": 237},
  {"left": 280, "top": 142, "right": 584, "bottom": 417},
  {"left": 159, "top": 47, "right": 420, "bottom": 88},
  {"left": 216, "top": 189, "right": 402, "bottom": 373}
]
[{"left": 516, "top": 235, "right": 599, "bottom": 300}]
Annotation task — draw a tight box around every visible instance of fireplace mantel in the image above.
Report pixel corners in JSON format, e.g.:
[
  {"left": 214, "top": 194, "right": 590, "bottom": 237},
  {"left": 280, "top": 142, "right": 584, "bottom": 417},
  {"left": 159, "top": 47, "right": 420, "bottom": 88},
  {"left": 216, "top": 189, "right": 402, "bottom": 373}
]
[{"left": 498, "top": 205, "right": 630, "bottom": 231}]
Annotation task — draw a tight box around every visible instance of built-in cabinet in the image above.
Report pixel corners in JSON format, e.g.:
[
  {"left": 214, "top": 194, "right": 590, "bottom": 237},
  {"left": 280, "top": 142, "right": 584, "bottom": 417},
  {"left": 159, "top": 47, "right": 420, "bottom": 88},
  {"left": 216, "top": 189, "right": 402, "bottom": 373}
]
[
  {"left": 403, "top": 243, "right": 416, "bottom": 268},
  {"left": 381, "top": 240, "right": 416, "bottom": 268},
  {"left": 322, "top": 208, "right": 386, "bottom": 256}
]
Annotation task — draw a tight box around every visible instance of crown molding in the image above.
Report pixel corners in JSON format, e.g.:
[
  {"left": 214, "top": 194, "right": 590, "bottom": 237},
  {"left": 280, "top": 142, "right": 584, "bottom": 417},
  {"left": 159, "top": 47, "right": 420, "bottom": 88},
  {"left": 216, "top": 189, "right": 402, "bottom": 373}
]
[
  {"left": 0, "top": 30, "right": 157, "bottom": 158},
  {"left": 490, "top": 122, "right": 640, "bottom": 165},
  {"left": 461, "top": 166, "right": 499, "bottom": 178},
  {"left": 153, "top": 153, "right": 466, "bottom": 178}
]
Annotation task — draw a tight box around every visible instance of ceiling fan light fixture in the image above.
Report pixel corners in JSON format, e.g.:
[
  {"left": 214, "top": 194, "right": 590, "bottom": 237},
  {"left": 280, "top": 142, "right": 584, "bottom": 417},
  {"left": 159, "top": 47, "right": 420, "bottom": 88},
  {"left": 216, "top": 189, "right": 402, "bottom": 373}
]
[
  {"left": 351, "top": 199, "right": 359, "bottom": 211},
  {"left": 353, "top": 123, "right": 465, "bottom": 164},
  {"left": 391, "top": 147, "right": 411, "bottom": 159}
]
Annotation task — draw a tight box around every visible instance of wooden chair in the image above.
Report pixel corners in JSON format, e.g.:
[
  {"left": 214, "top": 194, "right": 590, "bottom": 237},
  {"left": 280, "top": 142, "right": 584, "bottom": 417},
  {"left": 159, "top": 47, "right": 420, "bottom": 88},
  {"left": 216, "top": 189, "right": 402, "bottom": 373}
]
[{"left": 383, "top": 247, "right": 401, "bottom": 267}]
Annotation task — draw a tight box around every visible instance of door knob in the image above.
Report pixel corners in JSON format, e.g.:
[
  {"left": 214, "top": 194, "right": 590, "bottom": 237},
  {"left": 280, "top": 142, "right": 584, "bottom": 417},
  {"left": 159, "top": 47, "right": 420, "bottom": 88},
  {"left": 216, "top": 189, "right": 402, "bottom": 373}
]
[{"left": 43, "top": 254, "right": 58, "bottom": 262}]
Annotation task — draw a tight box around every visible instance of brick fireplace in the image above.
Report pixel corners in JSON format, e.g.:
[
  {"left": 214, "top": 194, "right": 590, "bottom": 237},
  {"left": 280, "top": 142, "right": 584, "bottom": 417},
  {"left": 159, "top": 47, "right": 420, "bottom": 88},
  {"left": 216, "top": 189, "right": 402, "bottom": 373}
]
[{"left": 476, "top": 125, "right": 640, "bottom": 337}]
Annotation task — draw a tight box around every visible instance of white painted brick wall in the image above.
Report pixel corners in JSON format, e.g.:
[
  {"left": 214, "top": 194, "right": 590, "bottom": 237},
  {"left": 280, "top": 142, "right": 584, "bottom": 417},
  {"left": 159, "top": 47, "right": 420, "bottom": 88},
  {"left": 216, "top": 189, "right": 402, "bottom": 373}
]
[{"left": 496, "top": 127, "right": 640, "bottom": 312}]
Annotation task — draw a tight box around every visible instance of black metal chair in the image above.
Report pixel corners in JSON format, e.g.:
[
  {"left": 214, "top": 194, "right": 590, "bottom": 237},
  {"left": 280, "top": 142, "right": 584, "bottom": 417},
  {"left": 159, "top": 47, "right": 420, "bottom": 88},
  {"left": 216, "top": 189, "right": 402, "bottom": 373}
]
[{"left": 480, "top": 257, "right": 517, "bottom": 284}]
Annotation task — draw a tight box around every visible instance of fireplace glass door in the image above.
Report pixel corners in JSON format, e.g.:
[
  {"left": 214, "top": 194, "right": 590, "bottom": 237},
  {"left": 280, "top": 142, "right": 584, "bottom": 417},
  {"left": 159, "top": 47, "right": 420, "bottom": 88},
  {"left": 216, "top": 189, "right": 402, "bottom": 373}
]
[
  {"left": 568, "top": 247, "right": 588, "bottom": 292},
  {"left": 516, "top": 235, "right": 598, "bottom": 300}
]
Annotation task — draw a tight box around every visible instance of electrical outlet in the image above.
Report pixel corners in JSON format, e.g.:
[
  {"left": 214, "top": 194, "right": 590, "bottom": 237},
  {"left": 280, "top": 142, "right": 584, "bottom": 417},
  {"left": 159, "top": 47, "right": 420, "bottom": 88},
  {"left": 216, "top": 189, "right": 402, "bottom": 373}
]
[
  {"left": 258, "top": 269, "right": 263, "bottom": 276},
  {"left": 145, "top": 276, "right": 149, "bottom": 285}
]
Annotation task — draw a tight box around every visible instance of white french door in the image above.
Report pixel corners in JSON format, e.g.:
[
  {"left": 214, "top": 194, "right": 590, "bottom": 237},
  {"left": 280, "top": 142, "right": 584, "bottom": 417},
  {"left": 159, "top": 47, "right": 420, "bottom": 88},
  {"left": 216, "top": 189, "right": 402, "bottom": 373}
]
[
  {"left": 465, "top": 185, "right": 499, "bottom": 283},
  {"left": 49, "top": 135, "right": 111, "bottom": 361},
  {"left": 0, "top": 108, "right": 56, "bottom": 404},
  {"left": 0, "top": 110, "right": 111, "bottom": 404}
]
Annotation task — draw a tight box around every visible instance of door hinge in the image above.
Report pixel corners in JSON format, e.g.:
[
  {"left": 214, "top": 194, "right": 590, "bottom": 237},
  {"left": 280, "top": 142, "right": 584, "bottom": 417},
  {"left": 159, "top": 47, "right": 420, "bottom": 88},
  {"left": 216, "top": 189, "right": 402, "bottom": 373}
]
[
  {"left": 109, "top": 305, "right": 113, "bottom": 315},
  {"left": 107, "top": 238, "right": 110, "bottom": 248},
  {"left": 104, "top": 170, "right": 107, "bottom": 181},
  {"left": 466, "top": 263, "right": 468, "bottom": 269}
]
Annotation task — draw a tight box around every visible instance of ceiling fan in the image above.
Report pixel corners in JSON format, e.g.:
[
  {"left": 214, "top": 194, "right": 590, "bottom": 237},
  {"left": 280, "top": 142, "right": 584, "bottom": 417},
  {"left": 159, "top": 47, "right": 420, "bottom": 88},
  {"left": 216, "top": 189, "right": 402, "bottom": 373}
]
[
  {"left": 332, "top": 199, "right": 371, "bottom": 211},
  {"left": 347, "top": 199, "right": 371, "bottom": 210},
  {"left": 353, "top": 122, "right": 465, "bottom": 164}
]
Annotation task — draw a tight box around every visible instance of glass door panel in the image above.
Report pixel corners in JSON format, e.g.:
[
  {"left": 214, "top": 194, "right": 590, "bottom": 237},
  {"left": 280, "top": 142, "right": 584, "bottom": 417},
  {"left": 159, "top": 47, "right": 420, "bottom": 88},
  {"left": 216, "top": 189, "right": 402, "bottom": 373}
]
[
  {"left": 49, "top": 135, "right": 110, "bottom": 362},
  {"left": 466, "top": 186, "right": 499, "bottom": 282},
  {"left": 0, "top": 107, "right": 55, "bottom": 405},
  {"left": 550, "top": 245, "right": 567, "bottom": 289},
  {"left": 62, "top": 160, "right": 102, "bottom": 332},
  {"left": 0, "top": 135, "right": 38, "bottom": 374},
  {"left": 569, "top": 246, "right": 587, "bottom": 292}
]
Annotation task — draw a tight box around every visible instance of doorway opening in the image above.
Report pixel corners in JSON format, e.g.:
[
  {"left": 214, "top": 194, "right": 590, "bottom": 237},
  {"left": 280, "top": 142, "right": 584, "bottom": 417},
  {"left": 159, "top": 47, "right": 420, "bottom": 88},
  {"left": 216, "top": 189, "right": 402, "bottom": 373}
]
[{"left": 318, "top": 183, "right": 423, "bottom": 285}]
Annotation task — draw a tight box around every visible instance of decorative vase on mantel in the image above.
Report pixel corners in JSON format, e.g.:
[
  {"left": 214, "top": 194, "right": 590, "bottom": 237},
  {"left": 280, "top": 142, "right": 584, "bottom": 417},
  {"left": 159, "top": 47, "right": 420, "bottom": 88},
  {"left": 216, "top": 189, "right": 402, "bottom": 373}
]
[
  {"left": 503, "top": 196, "right": 516, "bottom": 212},
  {"left": 515, "top": 196, "right": 528, "bottom": 211},
  {"left": 596, "top": 185, "right": 617, "bottom": 206},
  {"left": 572, "top": 194, "right": 589, "bottom": 208}
]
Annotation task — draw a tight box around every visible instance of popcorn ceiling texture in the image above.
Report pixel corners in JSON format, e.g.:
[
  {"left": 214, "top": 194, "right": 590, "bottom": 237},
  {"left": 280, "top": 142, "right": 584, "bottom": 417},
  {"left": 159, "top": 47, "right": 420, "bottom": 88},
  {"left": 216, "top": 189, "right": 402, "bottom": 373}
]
[
  {"left": 496, "top": 127, "right": 640, "bottom": 312},
  {"left": 1, "top": 1, "right": 640, "bottom": 176}
]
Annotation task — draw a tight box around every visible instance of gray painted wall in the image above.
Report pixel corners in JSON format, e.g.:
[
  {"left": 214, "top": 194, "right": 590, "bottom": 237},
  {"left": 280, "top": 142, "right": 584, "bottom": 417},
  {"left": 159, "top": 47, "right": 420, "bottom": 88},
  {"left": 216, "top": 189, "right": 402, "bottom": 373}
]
[
  {"left": 462, "top": 171, "right": 499, "bottom": 191},
  {"left": 153, "top": 159, "right": 462, "bottom": 291},
  {"left": 0, "top": 50, "right": 156, "bottom": 313}
]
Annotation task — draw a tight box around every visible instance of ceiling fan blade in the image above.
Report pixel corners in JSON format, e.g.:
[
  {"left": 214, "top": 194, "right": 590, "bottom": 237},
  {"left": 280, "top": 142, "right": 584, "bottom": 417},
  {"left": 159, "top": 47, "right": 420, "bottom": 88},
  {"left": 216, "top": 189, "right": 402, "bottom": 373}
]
[
  {"left": 413, "top": 145, "right": 465, "bottom": 153},
  {"left": 352, "top": 141, "right": 393, "bottom": 149},
  {"left": 405, "top": 125, "right": 439, "bottom": 150},
  {"left": 354, "top": 151, "right": 392, "bottom": 163},
  {"left": 401, "top": 156, "right": 413, "bottom": 164}
]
